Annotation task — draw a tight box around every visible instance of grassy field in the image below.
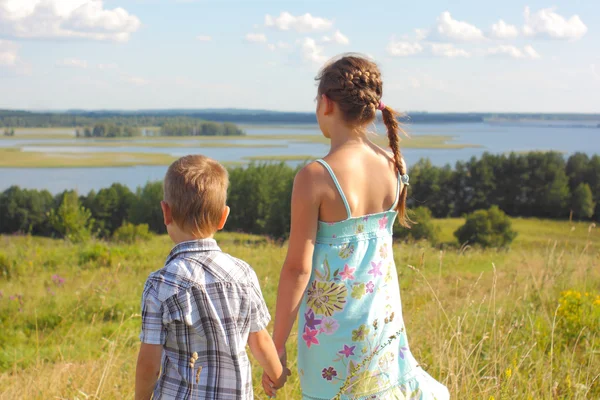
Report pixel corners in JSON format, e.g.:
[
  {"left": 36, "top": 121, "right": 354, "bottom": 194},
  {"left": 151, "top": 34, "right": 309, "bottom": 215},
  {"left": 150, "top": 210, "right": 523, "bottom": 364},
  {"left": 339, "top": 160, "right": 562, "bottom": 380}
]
[
  {"left": 0, "top": 148, "right": 178, "bottom": 168},
  {"left": 0, "top": 219, "right": 598, "bottom": 399}
]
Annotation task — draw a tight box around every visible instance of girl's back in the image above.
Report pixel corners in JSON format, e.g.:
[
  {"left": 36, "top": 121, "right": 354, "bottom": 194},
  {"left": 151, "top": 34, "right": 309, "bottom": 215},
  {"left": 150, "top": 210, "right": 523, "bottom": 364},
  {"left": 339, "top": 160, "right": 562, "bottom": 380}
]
[{"left": 270, "top": 54, "right": 449, "bottom": 400}]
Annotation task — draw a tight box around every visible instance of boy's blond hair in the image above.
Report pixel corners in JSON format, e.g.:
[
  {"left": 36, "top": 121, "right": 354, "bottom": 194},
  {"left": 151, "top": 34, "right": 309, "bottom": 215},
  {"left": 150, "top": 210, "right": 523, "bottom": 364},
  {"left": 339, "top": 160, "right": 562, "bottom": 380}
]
[{"left": 164, "top": 155, "right": 228, "bottom": 237}]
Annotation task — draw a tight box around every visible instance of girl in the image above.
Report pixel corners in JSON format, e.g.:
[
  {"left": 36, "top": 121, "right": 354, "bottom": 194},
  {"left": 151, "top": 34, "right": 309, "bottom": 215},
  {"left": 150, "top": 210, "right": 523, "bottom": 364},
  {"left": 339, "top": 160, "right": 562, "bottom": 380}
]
[{"left": 265, "top": 54, "right": 449, "bottom": 399}]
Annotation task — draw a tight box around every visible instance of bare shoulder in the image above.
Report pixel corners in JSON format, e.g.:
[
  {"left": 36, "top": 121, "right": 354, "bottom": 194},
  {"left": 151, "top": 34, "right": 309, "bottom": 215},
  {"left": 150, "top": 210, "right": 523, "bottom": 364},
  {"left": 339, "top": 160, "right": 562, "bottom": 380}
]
[{"left": 293, "top": 161, "right": 327, "bottom": 200}]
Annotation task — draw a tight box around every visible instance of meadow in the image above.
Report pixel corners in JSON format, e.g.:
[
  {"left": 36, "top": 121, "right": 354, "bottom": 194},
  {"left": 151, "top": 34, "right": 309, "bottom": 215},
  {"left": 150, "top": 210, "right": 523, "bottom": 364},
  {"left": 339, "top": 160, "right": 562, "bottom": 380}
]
[{"left": 0, "top": 218, "right": 598, "bottom": 399}]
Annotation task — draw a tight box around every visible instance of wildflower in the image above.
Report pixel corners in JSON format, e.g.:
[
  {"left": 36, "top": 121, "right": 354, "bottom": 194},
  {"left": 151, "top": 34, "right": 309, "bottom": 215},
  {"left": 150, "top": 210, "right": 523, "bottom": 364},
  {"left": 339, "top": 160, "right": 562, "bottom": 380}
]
[{"left": 505, "top": 368, "right": 512, "bottom": 379}]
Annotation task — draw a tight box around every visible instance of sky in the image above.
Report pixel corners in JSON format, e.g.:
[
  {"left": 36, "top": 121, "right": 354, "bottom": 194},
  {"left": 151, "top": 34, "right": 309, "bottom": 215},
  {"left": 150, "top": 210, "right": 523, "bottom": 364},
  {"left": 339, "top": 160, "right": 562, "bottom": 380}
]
[{"left": 0, "top": 0, "right": 598, "bottom": 113}]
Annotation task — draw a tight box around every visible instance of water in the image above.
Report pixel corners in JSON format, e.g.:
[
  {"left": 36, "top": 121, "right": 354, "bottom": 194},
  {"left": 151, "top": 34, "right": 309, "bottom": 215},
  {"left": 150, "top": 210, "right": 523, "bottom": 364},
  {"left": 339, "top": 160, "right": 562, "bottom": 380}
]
[{"left": 1, "top": 121, "right": 598, "bottom": 194}]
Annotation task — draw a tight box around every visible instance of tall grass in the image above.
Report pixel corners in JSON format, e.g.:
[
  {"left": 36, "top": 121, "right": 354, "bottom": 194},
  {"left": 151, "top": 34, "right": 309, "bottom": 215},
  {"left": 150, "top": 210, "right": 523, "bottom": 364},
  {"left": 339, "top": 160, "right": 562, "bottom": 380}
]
[{"left": 0, "top": 220, "right": 598, "bottom": 399}]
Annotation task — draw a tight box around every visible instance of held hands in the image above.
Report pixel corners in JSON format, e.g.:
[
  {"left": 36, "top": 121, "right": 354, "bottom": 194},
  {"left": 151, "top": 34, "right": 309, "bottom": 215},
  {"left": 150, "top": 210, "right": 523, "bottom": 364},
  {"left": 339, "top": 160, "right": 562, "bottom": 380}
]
[{"left": 262, "top": 348, "right": 291, "bottom": 398}]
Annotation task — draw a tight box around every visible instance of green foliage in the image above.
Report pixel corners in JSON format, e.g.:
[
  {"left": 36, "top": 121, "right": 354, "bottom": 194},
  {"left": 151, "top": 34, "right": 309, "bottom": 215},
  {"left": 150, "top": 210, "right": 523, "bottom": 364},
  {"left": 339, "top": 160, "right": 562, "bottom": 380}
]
[
  {"left": 0, "top": 252, "right": 12, "bottom": 280},
  {"left": 0, "top": 186, "right": 54, "bottom": 235},
  {"left": 227, "top": 162, "right": 298, "bottom": 239},
  {"left": 394, "top": 207, "right": 440, "bottom": 244},
  {"left": 111, "top": 222, "right": 152, "bottom": 244},
  {"left": 83, "top": 183, "right": 136, "bottom": 237},
  {"left": 83, "top": 122, "right": 141, "bottom": 138},
  {"left": 571, "top": 183, "right": 595, "bottom": 219},
  {"left": 161, "top": 121, "right": 245, "bottom": 136},
  {"left": 78, "top": 243, "right": 112, "bottom": 267},
  {"left": 48, "top": 192, "right": 94, "bottom": 243},
  {"left": 454, "top": 206, "right": 517, "bottom": 248},
  {"left": 3, "top": 127, "right": 14, "bottom": 136},
  {"left": 557, "top": 290, "right": 600, "bottom": 344},
  {"left": 128, "top": 181, "right": 165, "bottom": 234}
]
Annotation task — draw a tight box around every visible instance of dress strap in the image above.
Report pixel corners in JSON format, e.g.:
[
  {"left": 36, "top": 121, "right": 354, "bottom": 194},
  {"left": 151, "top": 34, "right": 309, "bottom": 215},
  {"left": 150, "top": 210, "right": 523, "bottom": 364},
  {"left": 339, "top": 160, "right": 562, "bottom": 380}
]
[
  {"left": 389, "top": 171, "right": 402, "bottom": 211},
  {"left": 316, "top": 159, "right": 352, "bottom": 219}
]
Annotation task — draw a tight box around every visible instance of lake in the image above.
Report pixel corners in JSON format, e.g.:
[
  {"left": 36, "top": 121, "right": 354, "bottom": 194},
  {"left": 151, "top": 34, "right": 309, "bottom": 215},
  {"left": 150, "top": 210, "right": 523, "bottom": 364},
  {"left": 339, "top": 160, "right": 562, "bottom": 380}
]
[{"left": 1, "top": 121, "right": 598, "bottom": 194}]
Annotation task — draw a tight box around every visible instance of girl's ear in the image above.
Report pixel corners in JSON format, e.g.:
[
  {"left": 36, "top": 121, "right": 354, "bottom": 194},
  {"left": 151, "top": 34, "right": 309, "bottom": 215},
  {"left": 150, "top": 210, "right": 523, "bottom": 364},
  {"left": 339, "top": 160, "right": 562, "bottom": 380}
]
[{"left": 321, "top": 94, "right": 335, "bottom": 116}]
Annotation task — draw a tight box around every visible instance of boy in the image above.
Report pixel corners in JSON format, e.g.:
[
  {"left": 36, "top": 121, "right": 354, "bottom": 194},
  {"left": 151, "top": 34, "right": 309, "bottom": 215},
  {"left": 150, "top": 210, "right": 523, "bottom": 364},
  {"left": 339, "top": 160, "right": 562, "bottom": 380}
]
[{"left": 135, "top": 155, "right": 287, "bottom": 399}]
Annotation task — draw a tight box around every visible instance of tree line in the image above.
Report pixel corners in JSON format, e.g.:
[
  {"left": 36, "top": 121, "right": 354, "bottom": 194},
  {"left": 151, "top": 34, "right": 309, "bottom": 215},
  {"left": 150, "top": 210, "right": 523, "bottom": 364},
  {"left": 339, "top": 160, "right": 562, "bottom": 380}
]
[{"left": 0, "top": 152, "right": 597, "bottom": 241}]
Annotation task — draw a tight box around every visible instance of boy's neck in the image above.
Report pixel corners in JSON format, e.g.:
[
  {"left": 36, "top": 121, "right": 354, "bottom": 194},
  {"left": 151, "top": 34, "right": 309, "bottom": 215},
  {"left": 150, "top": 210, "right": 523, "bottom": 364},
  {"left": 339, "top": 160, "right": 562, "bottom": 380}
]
[{"left": 169, "top": 229, "right": 215, "bottom": 245}]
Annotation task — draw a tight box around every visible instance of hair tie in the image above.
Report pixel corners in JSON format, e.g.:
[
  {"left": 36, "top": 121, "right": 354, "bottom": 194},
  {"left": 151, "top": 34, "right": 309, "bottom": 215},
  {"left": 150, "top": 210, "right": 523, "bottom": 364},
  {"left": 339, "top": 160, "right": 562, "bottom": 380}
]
[{"left": 378, "top": 101, "right": 386, "bottom": 111}]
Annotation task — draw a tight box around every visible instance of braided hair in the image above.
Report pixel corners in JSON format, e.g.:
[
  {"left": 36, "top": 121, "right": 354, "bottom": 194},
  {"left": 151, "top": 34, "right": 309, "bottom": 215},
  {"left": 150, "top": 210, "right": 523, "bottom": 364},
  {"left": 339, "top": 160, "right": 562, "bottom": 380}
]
[{"left": 316, "top": 54, "right": 410, "bottom": 227}]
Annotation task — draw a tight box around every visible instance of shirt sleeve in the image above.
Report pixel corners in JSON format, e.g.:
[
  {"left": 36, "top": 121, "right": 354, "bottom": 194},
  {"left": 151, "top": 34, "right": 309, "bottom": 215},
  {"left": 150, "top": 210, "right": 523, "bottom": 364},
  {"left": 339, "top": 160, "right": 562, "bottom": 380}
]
[
  {"left": 248, "top": 269, "right": 271, "bottom": 333},
  {"left": 139, "top": 279, "right": 167, "bottom": 345}
]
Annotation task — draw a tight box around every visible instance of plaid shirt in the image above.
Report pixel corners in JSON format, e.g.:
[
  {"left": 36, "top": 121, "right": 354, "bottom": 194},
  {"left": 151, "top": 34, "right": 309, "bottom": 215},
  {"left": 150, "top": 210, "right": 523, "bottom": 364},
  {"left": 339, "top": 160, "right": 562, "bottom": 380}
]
[{"left": 140, "top": 239, "right": 271, "bottom": 400}]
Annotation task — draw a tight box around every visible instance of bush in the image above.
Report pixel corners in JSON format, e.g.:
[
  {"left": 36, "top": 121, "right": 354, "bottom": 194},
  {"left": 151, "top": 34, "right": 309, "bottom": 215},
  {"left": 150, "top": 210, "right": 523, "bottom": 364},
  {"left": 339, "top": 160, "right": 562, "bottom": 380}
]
[
  {"left": 112, "top": 222, "right": 152, "bottom": 244},
  {"left": 571, "top": 183, "right": 595, "bottom": 220},
  {"left": 394, "top": 207, "right": 439, "bottom": 245},
  {"left": 454, "top": 206, "right": 517, "bottom": 248},
  {"left": 78, "top": 243, "right": 112, "bottom": 267}
]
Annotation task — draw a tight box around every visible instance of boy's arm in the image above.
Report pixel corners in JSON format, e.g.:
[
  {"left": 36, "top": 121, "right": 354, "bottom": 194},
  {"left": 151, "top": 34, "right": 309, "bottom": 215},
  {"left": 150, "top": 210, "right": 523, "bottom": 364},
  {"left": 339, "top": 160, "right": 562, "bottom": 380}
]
[
  {"left": 248, "top": 329, "right": 287, "bottom": 389},
  {"left": 135, "top": 344, "right": 162, "bottom": 400}
]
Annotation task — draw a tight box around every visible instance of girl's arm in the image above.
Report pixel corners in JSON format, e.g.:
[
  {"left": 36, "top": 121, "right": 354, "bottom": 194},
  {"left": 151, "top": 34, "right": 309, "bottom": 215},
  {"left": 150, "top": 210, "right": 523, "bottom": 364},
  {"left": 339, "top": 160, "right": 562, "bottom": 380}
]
[
  {"left": 248, "top": 328, "right": 287, "bottom": 396},
  {"left": 272, "top": 164, "right": 321, "bottom": 354}
]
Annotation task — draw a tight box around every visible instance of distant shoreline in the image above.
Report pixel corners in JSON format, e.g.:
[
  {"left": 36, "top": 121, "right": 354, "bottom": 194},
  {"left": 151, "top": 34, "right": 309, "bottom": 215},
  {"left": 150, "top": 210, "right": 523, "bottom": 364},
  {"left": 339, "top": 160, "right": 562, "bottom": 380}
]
[{"left": 1, "top": 109, "right": 599, "bottom": 127}]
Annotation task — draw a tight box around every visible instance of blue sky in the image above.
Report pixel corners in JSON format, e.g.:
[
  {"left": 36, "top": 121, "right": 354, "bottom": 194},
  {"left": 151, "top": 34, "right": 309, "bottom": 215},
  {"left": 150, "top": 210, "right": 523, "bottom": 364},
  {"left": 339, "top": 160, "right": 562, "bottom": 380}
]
[{"left": 0, "top": 0, "right": 598, "bottom": 112}]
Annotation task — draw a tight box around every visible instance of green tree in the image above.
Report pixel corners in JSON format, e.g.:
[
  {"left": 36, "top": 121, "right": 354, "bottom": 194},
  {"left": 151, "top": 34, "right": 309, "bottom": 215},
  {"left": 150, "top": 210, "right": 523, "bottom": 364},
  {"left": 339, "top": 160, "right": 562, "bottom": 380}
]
[
  {"left": 0, "top": 186, "right": 54, "bottom": 235},
  {"left": 83, "top": 183, "right": 136, "bottom": 237},
  {"left": 129, "top": 181, "right": 165, "bottom": 233},
  {"left": 394, "top": 207, "right": 439, "bottom": 245},
  {"left": 454, "top": 206, "right": 517, "bottom": 248},
  {"left": 566, "top": 153, "right": 590, "bottom": 192},
  {"left": 571, "top": 183, "right": 595, "bottom": 219},
  {"left": 48, "top": 191, "right": 94, "bottom": 242}
]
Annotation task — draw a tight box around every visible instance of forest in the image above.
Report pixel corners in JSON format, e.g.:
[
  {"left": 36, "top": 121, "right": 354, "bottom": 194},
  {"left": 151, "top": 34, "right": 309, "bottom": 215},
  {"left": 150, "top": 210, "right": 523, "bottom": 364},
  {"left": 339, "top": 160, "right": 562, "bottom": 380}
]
[{"left": 0, "top": 151, "right": 597, "bottom": 240}]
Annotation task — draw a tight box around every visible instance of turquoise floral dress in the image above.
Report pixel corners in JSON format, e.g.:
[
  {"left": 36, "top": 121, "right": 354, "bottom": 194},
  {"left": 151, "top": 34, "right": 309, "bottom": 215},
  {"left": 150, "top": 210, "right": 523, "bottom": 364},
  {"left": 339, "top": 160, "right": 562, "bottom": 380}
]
[{"left": 297, "top": 159, "right": 449, "bottom": 400}]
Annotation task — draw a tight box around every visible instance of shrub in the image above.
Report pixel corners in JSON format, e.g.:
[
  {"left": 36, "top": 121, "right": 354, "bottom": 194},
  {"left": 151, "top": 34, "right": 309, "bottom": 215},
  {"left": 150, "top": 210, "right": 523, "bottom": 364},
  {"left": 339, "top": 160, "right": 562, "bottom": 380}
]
[
  {"left": 394, "top": 207, "right": 439, "bottom": 245},
  {"left": 571, "top": 183, "right": 595, "bottom": 220},
  {"left": 78, "top": 243, "right": 112, "bottom": 267},
  {"left": 557, "top": 290, "right": 600, "bottom": 343},
  {"left": 454, "top": 206, "right": 517, "bottom": 248},
  {"left": 111, "top": 222, "right": 152, "bottom": 244}
]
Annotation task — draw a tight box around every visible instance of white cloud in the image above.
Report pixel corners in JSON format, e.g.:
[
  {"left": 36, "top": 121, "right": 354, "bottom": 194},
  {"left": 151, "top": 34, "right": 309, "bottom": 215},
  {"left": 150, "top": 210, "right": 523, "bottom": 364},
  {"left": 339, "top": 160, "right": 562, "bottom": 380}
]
[
  {"left": 523, "top": 6, "right": 587, "bottom": 40},
  {"left": 265, "top": 12, "right": 333, "bottom": 33},
  {"left": 56, "top": 58, "right": 88, "bottom": 68},
  {"left": 123, "top": 75, "right": 148, "bottom": 86},
  {"left": 267, "top": 43, "right": 276, "bottom": 51},
  {"left": 299, "top": 38, "right": 327, "bottom": 64},
  {"left": 491, "top": 19, "right": 519, "bottom": 39},
  {"left": 0, "top": 0, "right": 141, "bottom": 42},
  {"left": 245, "top": 33, "right": 267, "bottom": 43},
  {"left": 415, "top": 28, "right": 428, "bottom": 41},
  {"left": 276, "top": 41, "right": 290, "bottom": 49},
  {"left": 196, "top": 35, "right": 212, "bottom": 42},
  {"left": 487, "top": 44, "right": 540, "bottom": 60},
  {"left": 322, "top": 30, "right": 349, "bottom": 45},
  {"left": 97, "top": 63, "right": 118, "bottom": 70},
  {"left": 430, "top": 43, "right": 470, "bottom": 58},
  {"left": 387, "top": 40, "right": 423, "bottom": 57},
  {"left": 523, "top": 45, "right": 541, "bottom": 59},
  {"left": 0, "top": 39, "right": 18, "bottom": 66},
  {"left": 433, "top": 11, "right": 484, "bottom": 42}
]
